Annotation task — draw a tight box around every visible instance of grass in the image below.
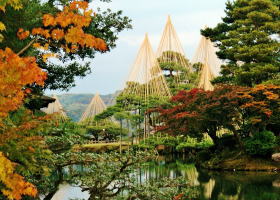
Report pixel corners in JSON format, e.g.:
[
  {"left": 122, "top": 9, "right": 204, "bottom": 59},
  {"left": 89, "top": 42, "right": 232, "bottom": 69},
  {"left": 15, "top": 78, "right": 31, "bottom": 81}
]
[{"left": 79, "top": 142, "right": 131, "bottom": 152}]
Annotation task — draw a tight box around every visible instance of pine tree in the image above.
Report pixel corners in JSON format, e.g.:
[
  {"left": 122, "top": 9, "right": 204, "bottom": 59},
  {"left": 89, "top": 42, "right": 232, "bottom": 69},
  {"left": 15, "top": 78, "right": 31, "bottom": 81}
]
[{"left": 202, "top": 0, "right": 280, "bottom": 86}]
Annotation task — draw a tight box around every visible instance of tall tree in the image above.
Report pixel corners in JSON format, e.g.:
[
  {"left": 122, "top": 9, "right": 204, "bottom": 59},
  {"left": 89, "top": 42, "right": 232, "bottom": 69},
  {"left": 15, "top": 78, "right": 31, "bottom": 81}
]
[
  {"left": 0, "top": 1, "right": 131, "bottom": 199},
  {"left": 202, "top": 0, "right": 280, "bottom": 86},
  {"left": 0, "top": 0, "right": 132, "bottom": 91}
]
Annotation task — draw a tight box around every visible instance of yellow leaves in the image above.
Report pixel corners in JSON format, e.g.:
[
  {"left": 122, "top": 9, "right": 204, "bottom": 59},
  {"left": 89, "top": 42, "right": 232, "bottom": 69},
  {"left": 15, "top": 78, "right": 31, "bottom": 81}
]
[
  {"left": 0, "top": 34, "right": 3, "bottom": 42},
  {"left": 0, "top": 0, "right": 23, "bottom": 42},
  {"left": 0, "top": 0, "right": 23, "bottom": 12},
  {"left": 42, "top": 53, "right": 56, "bottom": 62},
  {"left": 0, "top": 48, "right": 47, "bottom": 119},
  {"left": 0, "top": 152, "right": 37, "bottom": 200},
  {"left": 32, "top": 43, "right": 41, "bottom": 48},
  {"left": 32, "top": 43, "right": 49, "bottom": 50},
  {"left": 17, "top": 28, "right": 30, "bottom": 40},
  {"left": 0, "top": 21, "right": 6, "bottom": 43},
  {"left": 0, "top": 22, "right": 6, "bottom": 31}
]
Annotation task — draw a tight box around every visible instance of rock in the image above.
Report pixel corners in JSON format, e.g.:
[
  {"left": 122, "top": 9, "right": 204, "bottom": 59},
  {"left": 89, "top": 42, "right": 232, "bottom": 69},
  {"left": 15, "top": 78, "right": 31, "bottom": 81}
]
[
  {"left": 272, "top": 153, "right": 280, "bottom": 162},
  {"left": 273, "top": 180, "right": 280, "bottom": 188}
]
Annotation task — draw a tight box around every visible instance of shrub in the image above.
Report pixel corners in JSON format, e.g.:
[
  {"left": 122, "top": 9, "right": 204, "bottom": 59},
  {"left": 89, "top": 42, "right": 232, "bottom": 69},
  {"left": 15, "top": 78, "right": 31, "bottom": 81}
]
[
  {"left": 176, "top": 135, "right": 213, "bottom": 151},
  {"left": 244, "top": 131, "right": 276, "bottom": 157}
]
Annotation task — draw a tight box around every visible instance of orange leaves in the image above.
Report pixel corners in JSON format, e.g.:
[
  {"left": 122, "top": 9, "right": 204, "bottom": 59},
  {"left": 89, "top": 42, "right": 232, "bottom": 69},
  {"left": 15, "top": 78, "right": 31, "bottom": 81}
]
[
  {"left": 17, "top": 28, "right": 30, "bottom": 40},
  {"left": 42, "top": 14, "right": 56, "bottom": 27},
  {"left": 237, "top": 84, "right": 280, "bottom": 125},
  {"left": 0, "top": 152, "right": 37, "bottom": 200},
  {"left": 42, "top": 53, "right": 56, "bottom": 62},
  {"left": 51, "top": 29, "right": 64, "bottom": 40},
  {"left": 173, "top": 193, "right": 185, "bottom": 200},
  {"left": 30, "top": 1, "right": 107, "bottom": 53},
  {"left": 0, "top": 48, "right": 47, "bottom": 119},
  {"left": 64, "top": 27, "right": 84, "bottom": 44},
  {"left": 69, "top": 1, "right": 89, "bottom": 10},
  {"left": 32, "top": 28, "right": 50, "bottom": 38},
  {"left": 264, "top": 91, "right": 279, "bottom": 100}
]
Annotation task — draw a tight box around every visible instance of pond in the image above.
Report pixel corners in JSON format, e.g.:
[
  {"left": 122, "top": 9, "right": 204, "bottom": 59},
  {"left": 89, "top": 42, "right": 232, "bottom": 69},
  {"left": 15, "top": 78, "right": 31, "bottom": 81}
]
[{"left": 52, "top": 155, "right": 280, "bottom": 200}]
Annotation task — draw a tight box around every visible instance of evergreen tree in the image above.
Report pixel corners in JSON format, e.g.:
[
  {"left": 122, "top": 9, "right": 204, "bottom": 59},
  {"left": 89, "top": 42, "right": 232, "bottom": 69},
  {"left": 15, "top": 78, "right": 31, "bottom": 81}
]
[
  {"left": 202, "top": 0, "right": 280, "bottom": 86},
  {"left": 158, "top": 51, "right": 199, "bottom": 94}
]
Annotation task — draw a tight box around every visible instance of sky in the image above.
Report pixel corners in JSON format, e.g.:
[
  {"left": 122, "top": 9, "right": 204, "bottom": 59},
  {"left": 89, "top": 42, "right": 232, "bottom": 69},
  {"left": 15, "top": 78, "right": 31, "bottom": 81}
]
[{"left": 55, "top": 0, "right": 228, "bottom": 95}]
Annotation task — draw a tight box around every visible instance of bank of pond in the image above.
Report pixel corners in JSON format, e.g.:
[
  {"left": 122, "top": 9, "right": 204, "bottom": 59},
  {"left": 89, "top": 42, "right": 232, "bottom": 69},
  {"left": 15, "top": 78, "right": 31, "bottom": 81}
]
[{"left": 52, "top": 155, "right": 280, "bottom": 200}]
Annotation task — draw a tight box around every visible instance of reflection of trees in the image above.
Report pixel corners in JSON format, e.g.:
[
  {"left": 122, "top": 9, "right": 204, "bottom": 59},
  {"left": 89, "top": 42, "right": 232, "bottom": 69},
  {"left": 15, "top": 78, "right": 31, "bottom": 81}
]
[
  {"left": 136, "top": 158, "right": 280, "bottom": 200},
  {"left": 202, "top": 179, "right": 215, "bottom": 199},
  {"left": 208, "top": 171, "right": 280, "bottom": 200}
]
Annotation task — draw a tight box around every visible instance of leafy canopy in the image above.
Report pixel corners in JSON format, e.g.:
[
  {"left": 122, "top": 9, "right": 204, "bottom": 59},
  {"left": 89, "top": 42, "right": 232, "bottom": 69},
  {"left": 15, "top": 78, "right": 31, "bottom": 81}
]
[{"left": 202, "top": 0, "right": 280, "bottom": 86}]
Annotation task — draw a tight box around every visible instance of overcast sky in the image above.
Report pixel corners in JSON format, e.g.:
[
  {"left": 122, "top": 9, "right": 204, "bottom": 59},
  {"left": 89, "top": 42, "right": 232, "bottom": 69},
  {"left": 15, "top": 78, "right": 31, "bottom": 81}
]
[{"left": 55, "top": 0, "right": 228, "bottom": 95}]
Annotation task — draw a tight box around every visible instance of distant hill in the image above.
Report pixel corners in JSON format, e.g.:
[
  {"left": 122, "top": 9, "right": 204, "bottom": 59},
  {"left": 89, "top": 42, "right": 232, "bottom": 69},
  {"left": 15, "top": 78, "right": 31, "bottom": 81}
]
[{"left": 58, "top": 93, "right": 117, "bottom": 122}]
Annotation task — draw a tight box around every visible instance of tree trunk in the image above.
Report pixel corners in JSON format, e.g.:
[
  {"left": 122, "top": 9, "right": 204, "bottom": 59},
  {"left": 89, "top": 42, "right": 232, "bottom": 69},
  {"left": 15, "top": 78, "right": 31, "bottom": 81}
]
[
  {"left": 43, "top": 167, "right": 63, "bottom": 200},
  {"left": 232, "top": 129, "right": 244, "bottom": 150}
]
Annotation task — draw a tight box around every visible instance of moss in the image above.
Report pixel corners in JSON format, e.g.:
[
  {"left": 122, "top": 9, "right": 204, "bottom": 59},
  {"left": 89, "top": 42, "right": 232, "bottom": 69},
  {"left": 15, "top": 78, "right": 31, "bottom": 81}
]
[{"left": 78, "top": 142, "right": 130, "bottom": 152}]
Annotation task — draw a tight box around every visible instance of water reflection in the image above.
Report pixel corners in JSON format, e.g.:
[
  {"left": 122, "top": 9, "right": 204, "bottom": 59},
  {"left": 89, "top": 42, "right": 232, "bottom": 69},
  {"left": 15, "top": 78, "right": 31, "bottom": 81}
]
[
  {"left": 140, "top": 155, "right": 280, "bottom": 200},
  {"left": 52, "top": 155, "right": 280, "bottom": 200}
]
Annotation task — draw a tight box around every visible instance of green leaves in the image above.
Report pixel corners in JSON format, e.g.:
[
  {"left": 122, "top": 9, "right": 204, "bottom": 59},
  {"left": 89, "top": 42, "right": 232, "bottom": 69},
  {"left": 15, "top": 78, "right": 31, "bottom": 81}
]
[{"left": 202, "top": 0, "right": 280, "bottom": 86}]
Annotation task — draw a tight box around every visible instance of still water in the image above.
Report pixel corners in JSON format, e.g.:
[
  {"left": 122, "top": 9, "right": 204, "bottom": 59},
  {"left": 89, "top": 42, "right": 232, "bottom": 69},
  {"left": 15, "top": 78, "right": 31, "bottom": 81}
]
[{"left": 52, "top": 155, "right": 280, "bottom": 200}]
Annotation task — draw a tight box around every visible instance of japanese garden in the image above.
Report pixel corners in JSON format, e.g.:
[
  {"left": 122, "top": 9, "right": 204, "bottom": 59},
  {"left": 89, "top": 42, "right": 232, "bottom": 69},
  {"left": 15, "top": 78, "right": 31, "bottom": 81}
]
[{"left": 0, "top": 0, "right": 279, "bottom": 199}]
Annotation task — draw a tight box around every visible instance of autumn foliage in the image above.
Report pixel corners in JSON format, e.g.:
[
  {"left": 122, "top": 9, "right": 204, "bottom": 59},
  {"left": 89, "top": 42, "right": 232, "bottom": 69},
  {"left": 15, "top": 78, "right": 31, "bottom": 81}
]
[
  {"left": 0, "top": 48, "right": 47, "bottom": 119},
  {"left": 0, "top": 109, "right": 54, "bottom": 200},
  {"left": 154, "top": 85, "right": 280, "bottom": 143},
  {"left": 18, "top": 1, "right": 107, "bottom": 55},
  {"left": 0, "top": 1, "right": 110, "bottom": 199},
  {"left": 0, "top": 152, "right": 37, "bottom": 200}
]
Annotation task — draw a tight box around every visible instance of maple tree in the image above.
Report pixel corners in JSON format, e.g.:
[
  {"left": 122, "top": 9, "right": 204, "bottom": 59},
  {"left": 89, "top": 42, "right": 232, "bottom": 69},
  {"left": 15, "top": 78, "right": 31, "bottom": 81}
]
[
  {"left": 0, "top": 108, "right": 56, "bottom": 200},
  {"left": 0, "top": 152, "right": 37, "bottom": 200},
  {"left": 0, "top": 48, "right": 47, "bottom": 119},
  {"left": 0, "top": 1, "right": 124, "bottom": 199},
  {"left": 0, "top": 0, "right": 22, "bottom": 42},
  {"left": 27, "top": 1, "right": 108, "bottom": 54},
  {"left": 0, "top": 1, "right": 44, "bottom": 198},
  {"left": 0, "top": 0, "right": 132, "bottom": 91},
  {"left": 154, "top": 84, "right": 280, "bottom": 147}
]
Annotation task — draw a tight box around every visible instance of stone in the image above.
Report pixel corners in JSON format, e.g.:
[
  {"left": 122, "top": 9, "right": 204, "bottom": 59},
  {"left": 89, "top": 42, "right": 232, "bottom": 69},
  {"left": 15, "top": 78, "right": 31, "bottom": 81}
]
[
  {"left": 273, "top": 180, "right": 280, "bottom": 188},
  {"left": 272, "top": 153, "right": 280, "bottom": 162}
]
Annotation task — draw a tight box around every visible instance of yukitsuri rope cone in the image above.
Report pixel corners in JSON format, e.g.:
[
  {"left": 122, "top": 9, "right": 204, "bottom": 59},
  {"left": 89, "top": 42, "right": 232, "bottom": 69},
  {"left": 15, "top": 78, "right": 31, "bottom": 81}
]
[
  {"left": 41, "top": 95, "right": 68, "bottom": 120},
  {"left": 121, "top": 34, "right": 171, "bottom": 141},
  {"left": 156, "top": 16, "right": 190, "bottom": 84},
  {"left": 192, "top": 34, "right": 222, "bottom": 91},
  {"left": 122, "top": 33, "right": 171, "bottom": 99},
  {"left": 79, "top": 93, "right": 107, "bottom": 123}
]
